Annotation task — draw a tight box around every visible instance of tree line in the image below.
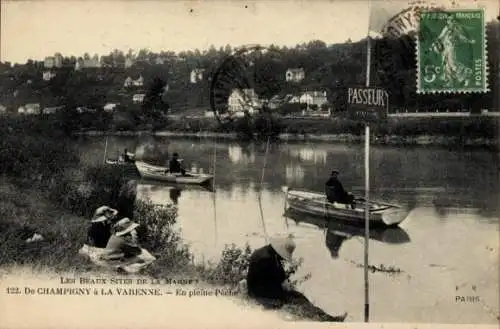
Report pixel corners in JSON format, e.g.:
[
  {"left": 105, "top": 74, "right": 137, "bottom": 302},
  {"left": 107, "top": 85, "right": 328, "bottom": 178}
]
[{"left": 0, "top": 19, "right": 498, "bottom": 125}]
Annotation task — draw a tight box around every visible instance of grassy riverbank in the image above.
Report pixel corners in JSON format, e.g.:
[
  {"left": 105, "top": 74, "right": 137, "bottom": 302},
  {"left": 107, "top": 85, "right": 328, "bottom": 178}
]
[
  {"left": 0, "top": 117, "right": 332, "bottom": 321},
  {"left": 77, "top": 114, "right": 500, "bottom": 149}
]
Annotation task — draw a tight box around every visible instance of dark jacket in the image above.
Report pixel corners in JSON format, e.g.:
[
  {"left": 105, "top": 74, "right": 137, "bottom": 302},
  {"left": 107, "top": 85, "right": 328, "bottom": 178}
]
[
  {"left": 325, "top": 177, "right": 349, "bottom": 203},
  {"left": 246, "top": 245, "right": 287, "bottom": 300},
  {"left": 169, "top": 159, "right": 182, "bottom": 173},
  {"left": 86, "top": 222, "right": 112, "bottom": 248}
]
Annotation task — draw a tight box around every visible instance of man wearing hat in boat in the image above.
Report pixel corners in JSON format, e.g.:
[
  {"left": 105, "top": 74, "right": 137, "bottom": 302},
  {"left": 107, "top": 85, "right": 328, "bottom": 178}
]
[
  {"left": 325, "top": 169, "right": 356, "bottom": 209},
  {"left": 101, "top": 217, "right": 142, "bottom": 261},
  {"left": 169, "top": 152, "right": 186, "bottom": 176},
  {"left": 246, "top": 234, "right": 347, "bottom": 321},
  {"left": 86, "top": 206, "right": 119, "bottom": 248}
]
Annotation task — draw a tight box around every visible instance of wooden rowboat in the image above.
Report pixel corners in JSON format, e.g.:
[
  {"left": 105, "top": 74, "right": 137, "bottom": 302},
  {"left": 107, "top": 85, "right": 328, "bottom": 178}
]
[
  {"left": 282, "top": 186, "right": 410, "bottom": 227},
  {"left": 135, "top": 161, "right": 213, "bottom": 185}
]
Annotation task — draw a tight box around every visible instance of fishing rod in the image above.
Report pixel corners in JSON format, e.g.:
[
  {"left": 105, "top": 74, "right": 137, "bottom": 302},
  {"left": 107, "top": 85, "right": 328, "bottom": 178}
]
[
  {"left": 212, "top": 137, "right": 218, "bottom": 247},
  {"left": 257, "top": 136, "right": 271, "bottom": 243},
  {"left": 103, "top": 134, "right": 109, "bottom": 164}
]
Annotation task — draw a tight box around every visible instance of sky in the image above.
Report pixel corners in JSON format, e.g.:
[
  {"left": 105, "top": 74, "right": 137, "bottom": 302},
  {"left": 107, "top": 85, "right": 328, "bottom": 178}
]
[{"left": 1, "top": 0, "right": 498, "bottom": 64}]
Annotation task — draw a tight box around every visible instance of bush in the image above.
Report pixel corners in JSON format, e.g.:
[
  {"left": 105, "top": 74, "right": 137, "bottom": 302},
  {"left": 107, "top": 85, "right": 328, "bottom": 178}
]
[
  {"left": 198, "top": 243, "right": 310, "bottom": 289},
  {"left": 134, "top": 200, "right": 192, "bottom": 276}
]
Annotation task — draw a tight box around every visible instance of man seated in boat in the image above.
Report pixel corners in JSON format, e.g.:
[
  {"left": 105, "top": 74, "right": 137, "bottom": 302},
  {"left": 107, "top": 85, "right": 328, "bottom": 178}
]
[
  {"left": 325, "top": 170, "right": 356, "bottom": 209},
  {"left": 86, "top": 206, "right": 119, "bottom": 248},
  {"left": 246, "top": 234, "right": 347, "bottom": 322},
  {"left": 168, "top": 153, "right": 186, "bottom": 175},
  {"left": 122, "top": 148, "right": 134, "bottom": 163}
]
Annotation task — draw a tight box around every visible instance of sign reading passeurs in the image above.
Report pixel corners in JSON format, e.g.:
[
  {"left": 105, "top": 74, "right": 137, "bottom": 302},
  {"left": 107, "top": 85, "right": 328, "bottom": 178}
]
[{"left": 347, "top": 86, "right": 389, "bottom": 121}]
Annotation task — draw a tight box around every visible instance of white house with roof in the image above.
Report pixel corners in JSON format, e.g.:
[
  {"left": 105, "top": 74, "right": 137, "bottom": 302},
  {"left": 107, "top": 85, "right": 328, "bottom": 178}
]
[
  {"left": 132, "top": 94, "right": 146, "bottom": 104},
  {"left": 44, "top": 54, "right": 62, "bottom": 69},
  {"left": 299, "top": 91, "right": 328, "bottom": 109},
  {"left": 285, "top": 68, "right": 305, "bottom": 82},
  {"left": 124, "top": 75, "right": 144, "bottom": 87},
  {"left": 227, "top": 88, "right": 261, "bottom": 114},
  {"left": 43, "top": 106, "right": 64, "bottom": 114},
  {"left": 18, "top": 103, "right": 41, "bottom": 115},
  {"left": 42, "top": 71, "right": 56, "bottom": 81},
  {"left": 103, "top": 103, "right": 118, "bottom": 112},
  {"left": 190, "top": 68, "right": 205, "bottom": 84},
  {"left": 75, "top": 55, "right": 101, "bottom": 70}
]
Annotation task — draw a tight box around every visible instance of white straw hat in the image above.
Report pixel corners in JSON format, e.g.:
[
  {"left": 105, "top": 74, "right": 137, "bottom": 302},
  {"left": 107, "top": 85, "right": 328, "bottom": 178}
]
[
  {"left": 270, "top": 234, "right": 296, "bottom": 262},
  {"left": 113, "top": 218, "right": 140, "bottom": 236},
  {"left": 94, "top": 206, "right": 118, "bottom": 218}
]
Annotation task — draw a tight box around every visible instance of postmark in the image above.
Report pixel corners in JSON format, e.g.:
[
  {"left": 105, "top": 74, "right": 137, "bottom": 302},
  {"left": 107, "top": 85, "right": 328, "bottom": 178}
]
[
  {"left": 417, "top": 9, "right": 488, "bottom": 93},
  {"left": 209, "top": 45, "right": 284, "bottom": 125}
]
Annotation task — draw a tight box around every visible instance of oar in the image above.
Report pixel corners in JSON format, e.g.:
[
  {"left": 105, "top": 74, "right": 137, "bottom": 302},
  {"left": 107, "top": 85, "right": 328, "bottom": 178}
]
[{"left": 355, "top": 197, "right": 400, "bottom": 208}]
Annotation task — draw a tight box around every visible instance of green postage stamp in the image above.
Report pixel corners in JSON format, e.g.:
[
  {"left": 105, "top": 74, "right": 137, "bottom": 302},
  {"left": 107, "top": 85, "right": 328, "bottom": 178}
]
[{"left": 417, "top": 9, "right": 488, "bottom": 94}]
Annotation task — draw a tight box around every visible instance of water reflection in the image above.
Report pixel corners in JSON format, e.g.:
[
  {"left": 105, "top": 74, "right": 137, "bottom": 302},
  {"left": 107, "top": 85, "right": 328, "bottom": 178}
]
[
  {"left": 285, "top": 164, "right": 305, "bottom": 185},
  {"left": 289, "top": 146, "right": 328, "bottom": 165},
  {"left": 227, "top": 144, "right": 256, "bottom": 165},
  {"left": 284, "top": 209, "right": 411, "bottom": 260},
  {"left": 136, "top": 182, "right": 214, "bottom": 206},
  {"left": 169, "top": 187, "right": 182, "bottom": 205},
  {"left": 79, "top": 137, "right": 500, "bottom": 221}
]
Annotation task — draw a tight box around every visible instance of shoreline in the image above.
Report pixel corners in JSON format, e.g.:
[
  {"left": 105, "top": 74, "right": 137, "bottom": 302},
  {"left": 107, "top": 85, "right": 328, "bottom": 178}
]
[{"left": 74, "top": 130, "right": 499, "bottom": 149}]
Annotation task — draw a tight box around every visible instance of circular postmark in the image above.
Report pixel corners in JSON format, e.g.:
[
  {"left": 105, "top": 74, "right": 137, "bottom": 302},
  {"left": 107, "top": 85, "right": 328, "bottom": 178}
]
[{"left": 209, "top": 45, "right": 285, "bottom": 125}]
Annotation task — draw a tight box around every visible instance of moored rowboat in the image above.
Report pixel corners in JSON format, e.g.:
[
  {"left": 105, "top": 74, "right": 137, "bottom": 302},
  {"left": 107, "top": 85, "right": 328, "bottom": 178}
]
[
  {"left": 282, "top": 187, "right": 409, "bottom": 227},
  {"left": 135, "top": 161, "right": 213, "bottom": 185}
]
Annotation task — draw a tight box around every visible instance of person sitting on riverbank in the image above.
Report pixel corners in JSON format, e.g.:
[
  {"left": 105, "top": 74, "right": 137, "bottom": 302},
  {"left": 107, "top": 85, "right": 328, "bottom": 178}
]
[
  {"left": 246, "top": 234, "right": 348, "bottom": 322},
  {"left": 86, "top": 206, "right": 118, "bottom": 248},
  {"left": 169, "top": 153, "right": 186, "bottom": 175},
  {"left": 101, "top": 217, "right": 142, "bottom": 262},
  {"left": 325, "top": 170, "right": 356, "bottom": 209}
]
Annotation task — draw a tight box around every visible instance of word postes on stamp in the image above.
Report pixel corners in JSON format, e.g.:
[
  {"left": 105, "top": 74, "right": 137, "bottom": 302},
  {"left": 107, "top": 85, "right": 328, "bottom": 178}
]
[{"left": 417, "top": 9, "right": 488, "bottom": 94}]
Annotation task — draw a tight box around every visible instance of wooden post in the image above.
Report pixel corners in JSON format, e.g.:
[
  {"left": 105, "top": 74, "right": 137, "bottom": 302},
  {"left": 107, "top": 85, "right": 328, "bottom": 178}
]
[{"left": 364, "top": 32, "right": 372, "bottom": 324}]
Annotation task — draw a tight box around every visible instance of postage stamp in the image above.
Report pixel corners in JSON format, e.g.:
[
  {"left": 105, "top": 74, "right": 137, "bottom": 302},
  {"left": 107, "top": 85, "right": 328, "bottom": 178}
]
[{"left": 417, "top": 9, "right": 488, "bottom": 94}]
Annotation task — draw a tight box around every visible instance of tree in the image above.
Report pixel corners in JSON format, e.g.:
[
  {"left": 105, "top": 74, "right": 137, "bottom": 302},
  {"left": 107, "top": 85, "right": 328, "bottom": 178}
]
[{"left": 141, "top": 77, "right": 169, "bottom": 121}]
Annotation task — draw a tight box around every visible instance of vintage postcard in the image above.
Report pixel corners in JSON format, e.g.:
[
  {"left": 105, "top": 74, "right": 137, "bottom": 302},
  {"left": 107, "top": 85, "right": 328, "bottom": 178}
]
[{"left": 0, "top": 0, "right": 498, "bottom": 328}]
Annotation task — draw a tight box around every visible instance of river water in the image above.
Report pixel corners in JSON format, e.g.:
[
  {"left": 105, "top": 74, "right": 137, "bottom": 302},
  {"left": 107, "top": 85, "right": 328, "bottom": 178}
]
[{"left": 77, "top": 136, "right": 499, "bottom": 324}]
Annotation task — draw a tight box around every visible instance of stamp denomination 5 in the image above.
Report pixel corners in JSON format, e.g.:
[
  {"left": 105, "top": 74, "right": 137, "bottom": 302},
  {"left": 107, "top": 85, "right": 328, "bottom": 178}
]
[{"left": 417, "top": 8, "right": 488, "bottom": 94}]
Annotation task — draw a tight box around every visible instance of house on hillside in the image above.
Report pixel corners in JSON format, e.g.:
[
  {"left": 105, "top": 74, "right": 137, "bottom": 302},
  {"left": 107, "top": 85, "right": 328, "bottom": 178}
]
[
  {"left": 268, "top": 94, "right": 295, "bottom": 109},
  {"left": 227, "top": 88, "right": 260, "bottom": 114},
  {"left": 124, "top": 75, "right": 144, "bottom": 87},
  {"left": 43, "top": 106, "right": 64, "bottom": 114},
  {"left": 42, "top": 71, "right": 56, "bottom": 81},
  {"left": 75, "top": 56, "right": 101, "bottom": 70},
  {"left": 18, "top": 103, "right": 41, "bottom": 115},
  {"left": 190, "top": 68, "right": 205, "bottom": 84},
  {"left": 103, "top": 103, "right": 118, "bottom": 112},
  {"left": 132, "top": 94, "right": 146, "bottom": 104},
  {"left": 44, "top": 54, "right": 63, "bottom": 69},
  {"left": 299, "top": 91, "right": 328, "bottom": 109},
  {"left": 0, "top": 104, "right": 7, "bottom": 114},
  {"left": 124, "top": 58, "right": 134, "bottom": 68},
  {"left": 77, "top": 107, "right": 98, "bottom": 113},
  {"left": 285, "top": 68, "right": 305, "bottom": 82}
]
